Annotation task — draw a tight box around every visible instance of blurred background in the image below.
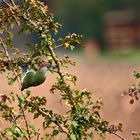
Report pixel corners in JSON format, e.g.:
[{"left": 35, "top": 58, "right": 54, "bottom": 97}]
[
  {"left": 48, "top": 0, "right": 140, "bottom": 54},
  {"left": 1, "top": 0, "right": 140, "bottom": 139}
]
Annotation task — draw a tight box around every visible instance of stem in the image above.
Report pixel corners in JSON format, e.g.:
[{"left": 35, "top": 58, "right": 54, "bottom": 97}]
[
  {"left": 92, "top": 123, "right": 126, "bottom": 140},
  {"left": 2, "top": 0, "right": 11, "bottom": 7},
  {"left": 0, "top": 42, "right": 31, "bottom": 140},
  {"left": 21, "top": 108, "right": 31, "bottom": 140},
  {"left": 56, "top": 44, "right": 63, "bottom": 49},
  {"left": 36, "top": 130, "right": 40, "bottom": 140},
  {"left": 0, "top": 132, "right": 9, "bottom": 140},
  {"left": 46, "top": 45, "right": 74, "bottom": 102},
  {"left": 112, "top": 132, "right": 126, "bottom": 140},
  {"left": 54, "top": 119, "right": 69, "bottom": 136},
  {"left": 9, "top": 0, "right": 16, "bottom": 6},
  {"left": 109, "top": 132, "right": 126, "bottom": 140}
]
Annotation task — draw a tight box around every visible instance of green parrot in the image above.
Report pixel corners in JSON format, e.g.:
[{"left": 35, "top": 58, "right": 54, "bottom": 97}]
[{"left": 21, "top": 62, "right": 53, "bottom": 91}]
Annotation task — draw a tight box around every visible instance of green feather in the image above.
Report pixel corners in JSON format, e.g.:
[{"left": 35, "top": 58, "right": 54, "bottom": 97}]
[
  {"left": 32, "top": 71, "right": 46, "bottom": 86},
  {"left": 21, "top": 70, "right": 36, "bottom": 91},
  {"left": 21, "top": 66, "right": 48, "bottom": 91}
]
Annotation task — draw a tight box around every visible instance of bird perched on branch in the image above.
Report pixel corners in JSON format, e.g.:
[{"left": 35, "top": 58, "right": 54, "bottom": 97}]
[{"left": 21, "top": 62, "right": 54, "bottom": 91}]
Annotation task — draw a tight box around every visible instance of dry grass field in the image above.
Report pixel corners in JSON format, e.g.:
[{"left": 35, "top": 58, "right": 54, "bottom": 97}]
[{"left": 0, "top": 56, "right": 140, "bottom": 140}]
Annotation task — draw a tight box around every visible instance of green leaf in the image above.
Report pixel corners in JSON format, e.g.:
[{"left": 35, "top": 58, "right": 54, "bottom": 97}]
[
  {"left": 17, "top": 95, "right": 24, "bottom": 107},
  {"left": 14, "top": 127, "right": 22, "bottom": 137},
  {"left": 34, "top": 112, "right": 41, "bottom": 119},
  {"left": 133, "top": 71, "right": 140, "bottom": 78},
  {"left": 89, "top": 132, "right": 93, "bottom": 140},
  {"left": 70, "top": 134, "right": 77, "bottom": 140},
  {"left": 52, "top": 130, "right": 59, "bottom": 136},
  {"left": 26, "top": 90, "right": 31, "bottom": 98},
  {"left": 72, "top": 121, "right": 78, "bottom": 128},
  {"left": 29, "top": 122, "right": 36, "bottom": 133}
]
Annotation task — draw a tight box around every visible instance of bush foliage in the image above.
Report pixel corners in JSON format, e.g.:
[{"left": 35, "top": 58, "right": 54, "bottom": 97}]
[{"left": 0, "top": 0, "right": 125, "bottom": 140}]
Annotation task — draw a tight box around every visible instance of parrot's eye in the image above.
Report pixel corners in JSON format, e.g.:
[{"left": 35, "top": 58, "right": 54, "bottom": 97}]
[{"left": 46, "top": 63, "right": 52, "bottom": 69}]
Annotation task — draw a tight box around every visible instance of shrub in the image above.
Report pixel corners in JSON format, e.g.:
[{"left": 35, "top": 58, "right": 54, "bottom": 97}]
[{"left": 0, "top": 0, "right": 123, "bottom": 139}]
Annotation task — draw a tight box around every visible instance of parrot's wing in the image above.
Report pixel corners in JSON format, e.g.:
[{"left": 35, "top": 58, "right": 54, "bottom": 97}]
[
  {"left": 21, "top": 70, "right": 36, "bottom": 91},
  {"left": 32, "top": 71, "right": 46, "bottom": 86}
]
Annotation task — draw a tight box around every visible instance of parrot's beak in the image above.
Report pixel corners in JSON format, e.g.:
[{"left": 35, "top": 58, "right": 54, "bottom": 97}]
[
  {"left": 51, "top": 64, "right": 58, "bottom": 68},
  {"left": 46, "top": 63, "right": 57, "bottom": 70}
]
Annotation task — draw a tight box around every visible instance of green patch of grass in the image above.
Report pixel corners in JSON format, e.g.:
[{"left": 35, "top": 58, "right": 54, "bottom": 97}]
[{"left": 101, "top": 49, "right": 140, "bottom": 63}]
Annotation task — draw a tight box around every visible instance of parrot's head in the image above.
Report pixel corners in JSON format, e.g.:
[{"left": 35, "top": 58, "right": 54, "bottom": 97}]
[{"left": 39, "top": 62, "right": 52, "bottom": 70}]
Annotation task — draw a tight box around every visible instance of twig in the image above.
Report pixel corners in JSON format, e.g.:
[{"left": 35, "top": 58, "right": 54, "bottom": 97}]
[
  {"left": 54, "top": 119, "right": 69, "bottom": 136},
  {"left": 36, "top": 129, "right": 40, "bottom": 140},
  {"left": 40, "top": 109, "right": 69, "bottom": 136},
  {"left": 9, "top": 0, "right": 16, "bottom": 6},
  {"left": 2, "top": 0, "right": 11, "bottom": 7},
  {"left": 21, "top": 107, "right": 31, "bottom": 140},
  {"left": 0, "top": 131, "right": 9, "bottom": 140},
  {"left": 56, "top": 44, "right": 63, "bottom": 49},
  {"left": 111, "top": 132, "right": 126, "bottom": 140},
  {"left": 21, "top": 14, "right": 39, "bottom": 29},
  {"left": 92, "top": 123, "right": 126, "bottom": 140}
]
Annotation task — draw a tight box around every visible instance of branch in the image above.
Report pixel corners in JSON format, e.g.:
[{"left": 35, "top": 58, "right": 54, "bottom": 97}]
[
  {"left": 92, "top": 123, "right": 126, "bottom": 140},
  {"left": 36, "top": 129, "right": 40, "bottom": 140},
  {"left": 21, "top": 14, "right": 39, "bottom": 29},
  {"left": 2, "top": 0, "right": 11, "bottom": 7},
  {"left": 46, "top": 45, "right": 74, "bottom": 102},
  {"left": 53, "top": 119, "right": 69, "bottom": 136},
  {"left": 55, "top": 44, "right": 63, "bottom": 49},
  {"left": 40, "top": 110, "right": 69, "bottom": 136},
  {"left": 0, "top": 42, "right": 31, "bottom": 140},
  {"left": 31, "top": 103, "right": 69, "bottom": 137},
  {"left": 9, "top": 0, "right": 16, "bottom": 6},
  {"left": 111, "top": 132, "right": 126, "bottom": 140},
  {"left": 0, "top": 131, "right": 9, "bottom": 140},
  {"left": 21, "top": 107, "right": 31, "bottom": 140}
]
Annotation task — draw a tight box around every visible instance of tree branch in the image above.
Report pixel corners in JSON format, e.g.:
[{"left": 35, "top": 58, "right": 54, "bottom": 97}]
[
  {"left": 46, "top": 45, "right": 74, "bottom": 102},
  {"left": 2, "top": 0, "right": 11, "bottom": 7},
  {"left": 56, "top": 44, "right": 63, "bottom": 49},
  {"left": 9, "top": 0, "right": 16, "bottom": 6},
  {"left": 0, "top": 41, "right": 31, "bottom": 140},
  {"left": 111, "top": 132, "right": 126, "bottom": 140},
  {"left": 31, "top": 103, "right": 69, "bottom": 137}
]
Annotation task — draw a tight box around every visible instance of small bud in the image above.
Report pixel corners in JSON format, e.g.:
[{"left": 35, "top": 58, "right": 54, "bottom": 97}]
[
  {"left": 1, "top": 95, "right": 8, "bottom": 103},
  {"left": 130, "top": 98, "right": 134, "bottom": 104}
]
